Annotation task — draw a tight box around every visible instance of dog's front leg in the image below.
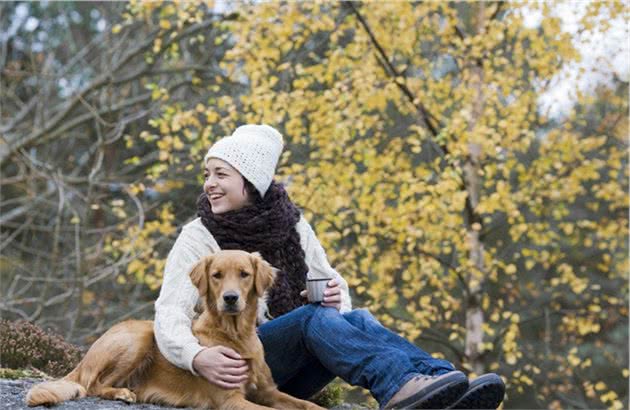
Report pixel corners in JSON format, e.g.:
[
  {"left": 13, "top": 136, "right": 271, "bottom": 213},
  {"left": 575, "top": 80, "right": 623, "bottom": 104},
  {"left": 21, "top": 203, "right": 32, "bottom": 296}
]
[
  {"left": 93, "top": 386, "right": 137, "bottom": 403},
  {"left": 256, "top": 389, "right": 327, "bottom": 410},
  {"left": 220, "top": 394, "right": 275, "bottom": 410}
]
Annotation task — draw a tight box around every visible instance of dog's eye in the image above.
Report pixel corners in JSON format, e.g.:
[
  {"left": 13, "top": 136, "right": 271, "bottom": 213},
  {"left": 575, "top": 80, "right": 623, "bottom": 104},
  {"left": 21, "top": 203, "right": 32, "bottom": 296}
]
[
  {"left": 212, "top": 271, "right": 222, "bottom": 279},
  {"left": 240, "top": 271, "right": 250, "bottom": 278}
]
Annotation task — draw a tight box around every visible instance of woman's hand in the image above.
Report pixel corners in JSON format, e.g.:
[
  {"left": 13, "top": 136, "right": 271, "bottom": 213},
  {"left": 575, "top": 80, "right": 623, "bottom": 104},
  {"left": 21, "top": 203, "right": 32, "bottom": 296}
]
[
  {"left": 301, "top": 279, "right": 342, "bottom": 311},
  {"left": 321, "top": 278, "right": 342, "bottom": 310},
  {"left": 192, "top": 346, "right": 248, "bottom": 389}
]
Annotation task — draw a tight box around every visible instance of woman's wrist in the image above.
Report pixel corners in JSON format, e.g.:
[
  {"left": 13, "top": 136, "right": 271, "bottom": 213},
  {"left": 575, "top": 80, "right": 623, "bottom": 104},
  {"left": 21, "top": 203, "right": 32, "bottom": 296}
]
[{"left": 192, "top": 347, "right": 208, "bottom": 372}]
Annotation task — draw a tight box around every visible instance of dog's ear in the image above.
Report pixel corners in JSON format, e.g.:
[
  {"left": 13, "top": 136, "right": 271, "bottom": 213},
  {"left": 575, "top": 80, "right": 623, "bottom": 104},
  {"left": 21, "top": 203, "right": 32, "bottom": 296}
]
[
  {"left": 190, "top": 255, "right": 213, "bottom": 297},
  {"left": 251, "top": 252, "right": 276, "bottom": 297}
]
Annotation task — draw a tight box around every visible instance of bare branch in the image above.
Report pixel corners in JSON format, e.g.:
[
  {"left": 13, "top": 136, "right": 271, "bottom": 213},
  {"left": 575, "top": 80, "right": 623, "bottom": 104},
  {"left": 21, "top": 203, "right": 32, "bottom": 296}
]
[{"left": 342, "top": 1, "right": 445, "bottom": 148}]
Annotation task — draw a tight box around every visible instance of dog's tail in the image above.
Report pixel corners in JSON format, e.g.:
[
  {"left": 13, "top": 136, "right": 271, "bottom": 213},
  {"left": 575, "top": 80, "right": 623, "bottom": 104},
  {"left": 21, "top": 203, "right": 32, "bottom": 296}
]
[{"left": 26, "top": 372, "right": 86, "bottom": 407}]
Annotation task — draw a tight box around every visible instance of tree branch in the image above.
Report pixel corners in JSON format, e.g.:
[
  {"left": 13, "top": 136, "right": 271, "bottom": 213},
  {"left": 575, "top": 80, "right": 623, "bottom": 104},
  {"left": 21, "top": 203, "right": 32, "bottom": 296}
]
[{"left": 341, "top": 1, "right": 446, "bottom": 151}]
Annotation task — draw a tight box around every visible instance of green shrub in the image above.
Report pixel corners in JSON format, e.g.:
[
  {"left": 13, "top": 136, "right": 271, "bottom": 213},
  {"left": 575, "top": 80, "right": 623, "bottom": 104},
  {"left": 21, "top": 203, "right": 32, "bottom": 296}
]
[{"left": 0, "top": 319, "right": 83, "bottom": 377}]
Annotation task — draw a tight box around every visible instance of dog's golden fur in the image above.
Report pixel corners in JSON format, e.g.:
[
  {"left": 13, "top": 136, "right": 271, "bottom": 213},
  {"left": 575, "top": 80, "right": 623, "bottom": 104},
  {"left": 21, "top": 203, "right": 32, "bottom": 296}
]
[{"left": 26, "top": 250, "right": 324, "bottom": 410}]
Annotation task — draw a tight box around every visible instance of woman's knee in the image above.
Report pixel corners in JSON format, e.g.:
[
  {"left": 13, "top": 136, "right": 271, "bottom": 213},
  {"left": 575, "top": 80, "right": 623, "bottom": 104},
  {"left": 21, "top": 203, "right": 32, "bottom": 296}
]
[
  {"left": 344, "top": 308, "right": 374, "bottom": 320},
  {"left": 303, "top": 304, "right": 343, "bottom": 335},
  {"left": 344, "top": 308, "right": 378, "bottom": 328}
]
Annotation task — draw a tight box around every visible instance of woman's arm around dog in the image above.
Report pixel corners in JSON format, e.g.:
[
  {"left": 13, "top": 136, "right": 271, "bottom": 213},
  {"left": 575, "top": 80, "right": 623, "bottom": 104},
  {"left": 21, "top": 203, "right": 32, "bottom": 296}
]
[{"left": 154, "top": 220, "right": 219, "bottom": 374}]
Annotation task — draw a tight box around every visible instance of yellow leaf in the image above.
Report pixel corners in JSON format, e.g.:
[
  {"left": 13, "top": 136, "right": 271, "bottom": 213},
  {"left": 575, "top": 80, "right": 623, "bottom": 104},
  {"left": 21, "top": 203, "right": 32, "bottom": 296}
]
[
  {"left": 160, "top": 19, "right": 171, "bottom": 30},
  {"left": 600, "top": 390, "right": 618, "bottom": 403},
  {"left": 519, "top": 375, "right": 533, "bottom": 385},
  {"left": 506, "top": 353, "right": 517, "bottom": 365},
  {"left": 82, "top": 291, "right": 95, "bottom": 305}
]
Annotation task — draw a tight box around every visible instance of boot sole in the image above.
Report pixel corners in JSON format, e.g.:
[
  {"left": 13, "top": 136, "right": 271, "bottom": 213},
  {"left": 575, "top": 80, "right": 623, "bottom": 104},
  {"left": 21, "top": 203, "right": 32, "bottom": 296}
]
[
  {"left": 449, "top": 374, "right": 505, "bottom": 409},
  {"left": 394, "top": 372, "right": 469, "bottom": 409}
]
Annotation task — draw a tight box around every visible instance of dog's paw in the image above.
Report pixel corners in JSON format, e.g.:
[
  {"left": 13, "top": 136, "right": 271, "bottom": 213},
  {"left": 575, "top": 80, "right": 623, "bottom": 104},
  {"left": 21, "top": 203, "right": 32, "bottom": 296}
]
[
  {"left": 297, "top": 400, "right": 327, "bottom": 410},
  {"left": 300, "top": 404, "right": 325, "bottom": 410},
  {"left": 114, "top": 389, "right": 137, "bottom": 403}
]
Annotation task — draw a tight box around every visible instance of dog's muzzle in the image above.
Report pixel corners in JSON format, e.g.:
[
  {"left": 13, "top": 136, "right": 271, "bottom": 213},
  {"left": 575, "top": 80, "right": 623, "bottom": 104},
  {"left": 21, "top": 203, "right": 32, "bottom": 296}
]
[{"left": 222, "top": 291, "right": 240, "bottom": 313}]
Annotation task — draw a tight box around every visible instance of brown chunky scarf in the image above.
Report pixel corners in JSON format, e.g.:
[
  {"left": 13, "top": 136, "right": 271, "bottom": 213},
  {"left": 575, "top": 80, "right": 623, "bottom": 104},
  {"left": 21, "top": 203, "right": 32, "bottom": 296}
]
[{"left": 196, "top": 182, "right": 307, "bottom": 318}]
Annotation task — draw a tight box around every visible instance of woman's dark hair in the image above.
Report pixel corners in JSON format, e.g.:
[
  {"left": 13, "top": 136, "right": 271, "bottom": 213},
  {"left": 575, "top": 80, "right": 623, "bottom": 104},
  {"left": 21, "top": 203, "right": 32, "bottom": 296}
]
[{"left": 243, "top": 177, "right": 263, "bottom": 204}]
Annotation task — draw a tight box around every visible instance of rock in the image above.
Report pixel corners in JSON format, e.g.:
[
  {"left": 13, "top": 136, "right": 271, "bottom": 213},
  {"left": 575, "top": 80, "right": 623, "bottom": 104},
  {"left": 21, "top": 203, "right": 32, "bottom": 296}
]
[{"left": 1, "top": 378, "right": 370, "bottom": 410}]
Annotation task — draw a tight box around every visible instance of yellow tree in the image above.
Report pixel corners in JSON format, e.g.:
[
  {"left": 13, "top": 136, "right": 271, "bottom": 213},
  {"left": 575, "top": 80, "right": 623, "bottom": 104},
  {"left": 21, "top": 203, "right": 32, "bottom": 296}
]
[{"left": 117, "top": 1, "right": 628, "bottom": 408}]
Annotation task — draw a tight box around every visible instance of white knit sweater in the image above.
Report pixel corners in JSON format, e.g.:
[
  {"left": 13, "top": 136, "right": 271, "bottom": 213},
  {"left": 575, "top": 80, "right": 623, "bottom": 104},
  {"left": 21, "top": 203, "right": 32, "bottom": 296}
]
[{"left": 153, "top": 216, "right": 352, "bottom": 374}]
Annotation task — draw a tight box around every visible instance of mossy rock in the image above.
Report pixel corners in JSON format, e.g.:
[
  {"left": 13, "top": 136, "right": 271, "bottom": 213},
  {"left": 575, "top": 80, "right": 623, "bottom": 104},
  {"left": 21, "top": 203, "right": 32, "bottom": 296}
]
[{"left": 311, "top": 383, "right": 345, "bottom": 408}]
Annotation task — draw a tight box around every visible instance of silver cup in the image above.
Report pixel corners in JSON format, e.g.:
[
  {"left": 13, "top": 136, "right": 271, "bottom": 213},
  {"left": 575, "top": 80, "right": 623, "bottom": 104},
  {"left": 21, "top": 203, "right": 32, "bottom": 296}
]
[{"left": 306, "top": 278, "right": 332, "bottom": 302}]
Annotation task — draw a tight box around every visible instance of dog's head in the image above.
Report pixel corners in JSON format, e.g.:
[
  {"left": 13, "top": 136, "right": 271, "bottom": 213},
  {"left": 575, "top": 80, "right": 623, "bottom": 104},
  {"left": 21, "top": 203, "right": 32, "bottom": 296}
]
[{"left": 189, "top": 250, "right": 276, "bottom": 315}]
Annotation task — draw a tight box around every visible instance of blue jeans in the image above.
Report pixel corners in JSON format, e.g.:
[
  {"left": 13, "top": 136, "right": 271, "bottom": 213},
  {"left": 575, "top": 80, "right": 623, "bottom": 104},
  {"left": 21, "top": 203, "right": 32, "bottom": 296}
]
[{"left": 258, "top": 304, "right": 455, "bottom": 407}]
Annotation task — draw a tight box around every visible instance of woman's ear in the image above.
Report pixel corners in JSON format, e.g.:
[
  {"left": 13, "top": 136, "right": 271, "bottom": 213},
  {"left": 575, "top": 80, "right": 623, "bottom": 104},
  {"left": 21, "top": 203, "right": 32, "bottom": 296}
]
[
  {"left": 189, "top": 255, "right": 213, "bottom": 297},
  {"left": 251, "top": 252, "right": 276, "bottom": 297}
]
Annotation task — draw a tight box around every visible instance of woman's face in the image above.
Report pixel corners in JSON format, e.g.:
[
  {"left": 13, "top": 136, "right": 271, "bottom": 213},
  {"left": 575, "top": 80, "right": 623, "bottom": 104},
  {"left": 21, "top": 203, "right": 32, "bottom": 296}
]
[{"left": 203, "top": 158, "right": 251, "bottom": 214}]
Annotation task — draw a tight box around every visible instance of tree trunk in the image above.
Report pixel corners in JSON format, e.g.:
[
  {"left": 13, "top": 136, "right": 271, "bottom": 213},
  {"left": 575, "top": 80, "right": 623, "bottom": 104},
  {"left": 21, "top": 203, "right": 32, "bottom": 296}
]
[{"left": 463, "top": 2, "right": 487, "bottom": 376}]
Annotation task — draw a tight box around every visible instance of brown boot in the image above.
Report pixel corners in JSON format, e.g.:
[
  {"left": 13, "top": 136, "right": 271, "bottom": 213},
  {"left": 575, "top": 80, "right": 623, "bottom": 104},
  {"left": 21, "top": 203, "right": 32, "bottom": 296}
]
[{"left": 384, "top": 371, "right": 469, "bottom": 409}]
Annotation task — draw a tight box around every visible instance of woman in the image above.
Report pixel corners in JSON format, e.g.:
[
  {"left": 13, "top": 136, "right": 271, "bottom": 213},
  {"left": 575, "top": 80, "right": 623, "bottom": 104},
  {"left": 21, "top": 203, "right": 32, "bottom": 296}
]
[{"left": 154, "top": 124, "right": 505, "bottom": 409}]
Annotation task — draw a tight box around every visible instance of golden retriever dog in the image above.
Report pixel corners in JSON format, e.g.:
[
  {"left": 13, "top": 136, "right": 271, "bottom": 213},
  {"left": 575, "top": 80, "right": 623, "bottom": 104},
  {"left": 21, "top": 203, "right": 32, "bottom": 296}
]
[{"left": 26, "top": 250, "right": 325, "bottom": 410}]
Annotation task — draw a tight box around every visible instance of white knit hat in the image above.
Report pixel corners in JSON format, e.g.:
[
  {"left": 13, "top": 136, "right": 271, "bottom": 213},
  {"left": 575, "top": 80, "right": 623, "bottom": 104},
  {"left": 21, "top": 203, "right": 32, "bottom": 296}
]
[{"left": 204, "top": 124, "right": 284, "bottom": 197}]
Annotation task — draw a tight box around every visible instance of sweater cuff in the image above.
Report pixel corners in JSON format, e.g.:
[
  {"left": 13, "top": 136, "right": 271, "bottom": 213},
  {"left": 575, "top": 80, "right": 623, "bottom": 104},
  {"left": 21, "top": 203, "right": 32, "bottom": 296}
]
[{"left": 182, "top": 343, "right": 206, "bottom": 376}]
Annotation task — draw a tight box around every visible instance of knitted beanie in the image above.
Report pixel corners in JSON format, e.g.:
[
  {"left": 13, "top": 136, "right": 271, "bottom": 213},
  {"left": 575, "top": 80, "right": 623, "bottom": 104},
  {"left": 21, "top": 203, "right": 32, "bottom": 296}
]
[{"left": 204, "top": 124, "right": 284, "bottom": 197}]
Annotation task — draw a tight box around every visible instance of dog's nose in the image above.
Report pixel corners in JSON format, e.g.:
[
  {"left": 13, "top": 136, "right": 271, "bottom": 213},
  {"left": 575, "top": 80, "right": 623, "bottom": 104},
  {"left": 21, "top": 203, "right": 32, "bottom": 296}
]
[{"left": 223, "top": 291, "right": 239, "bottom": 305}]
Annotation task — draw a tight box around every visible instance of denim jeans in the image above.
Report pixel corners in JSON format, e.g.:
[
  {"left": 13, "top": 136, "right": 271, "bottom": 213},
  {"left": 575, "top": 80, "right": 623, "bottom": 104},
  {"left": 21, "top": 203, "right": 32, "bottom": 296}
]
[{"left": 258, "top": 304, "right": 455, "bottom": 407}]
